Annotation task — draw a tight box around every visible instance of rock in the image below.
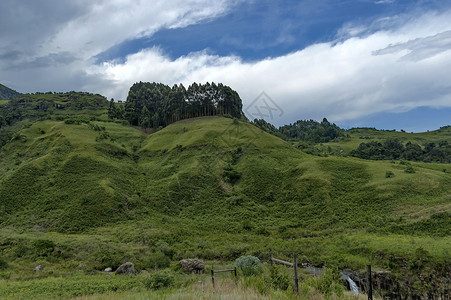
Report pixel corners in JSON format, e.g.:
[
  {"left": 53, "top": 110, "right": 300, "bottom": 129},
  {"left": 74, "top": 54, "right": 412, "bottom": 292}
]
[
  {"left": 104, "top": 267, "right": 112, "bottom": 272},
  {"left": 34, "top": 265, "right": 44, "bottom": 271},
  {"left": 115, "top": 262, "right": 138, "bottom": 275},
  {"left": 106, "top": 275, "right": 112, "bottom": 279},
  {"left": 179, "top": 259, "right": 205, "bottom": 274}
]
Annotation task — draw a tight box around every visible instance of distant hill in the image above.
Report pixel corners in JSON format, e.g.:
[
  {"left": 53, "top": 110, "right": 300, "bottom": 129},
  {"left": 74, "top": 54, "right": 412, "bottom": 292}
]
[{"left": 0, "top": 83, "right": 21, "bottom": 99}]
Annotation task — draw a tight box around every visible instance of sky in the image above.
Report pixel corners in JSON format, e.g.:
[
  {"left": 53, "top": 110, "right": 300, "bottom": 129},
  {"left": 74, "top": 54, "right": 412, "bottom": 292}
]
[{"left": 0, "top": 0, "right": 450, "bottom": 132}]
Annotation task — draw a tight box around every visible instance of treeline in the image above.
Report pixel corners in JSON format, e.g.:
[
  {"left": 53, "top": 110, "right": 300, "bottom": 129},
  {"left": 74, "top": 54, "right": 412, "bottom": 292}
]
[
  {"left": 351, "top": 138, "right": 451, "bottom": 163},
  {"left": 252, "top": 118, "right": 344, "bottom": 143},
  {"left": 109, "top": 82, "right": 243, "bottom": 128}
]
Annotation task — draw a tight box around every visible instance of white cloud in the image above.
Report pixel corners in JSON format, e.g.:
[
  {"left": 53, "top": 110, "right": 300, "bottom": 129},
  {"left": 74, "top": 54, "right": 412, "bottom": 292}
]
[
  {"left": 0, "top": 0, "right": 240, "bottom": 91},
  {"left": 86, "top": 10, "right": 451, "bottom": 126}
]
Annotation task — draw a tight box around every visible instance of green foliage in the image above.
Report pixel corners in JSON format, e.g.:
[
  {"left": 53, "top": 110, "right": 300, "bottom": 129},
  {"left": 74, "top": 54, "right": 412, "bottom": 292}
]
[
  {"left": 143, "top": 270, "right": 175, "bottom": 290},
  {"left": 146, "top": 251, "right": 171, "bottom": 270},
  {"left": 0, "top": 83, "right": 21, "bottom": 100},
  {"left": 253, "top": 117, "right": 344, "bottom": 143},
  {"left": 124, "top": 81, "right": 243, "bottom": 128},
  {"left": 0, "top": 257, "right": 7, "bottom": 270},
  {"left": 385, "top": 170, "right": 395, "bottom": 178},
  {"left": 268, "top": 266, "right": 290, "bottom": 290},
  {"left": 223, "top": 165, "right": 241, "bottom": 184},
  {"left": 352, "top": 138, "right": 451, "bottom": 163},
  {"left": 405, "top": 165, "right": 416, "bottom": 173},
  {"left": 303, "top": 268, "right": 344, "bottom": 299},
  {"left": 32, "top": 239, "right": 55, "bottom": 257},
  {"left": 236, "top": 255, "right": 262, "bottom": 276}
]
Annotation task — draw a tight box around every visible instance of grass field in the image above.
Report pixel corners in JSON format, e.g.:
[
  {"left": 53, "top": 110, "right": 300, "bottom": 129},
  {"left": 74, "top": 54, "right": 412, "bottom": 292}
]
[{"left": 0, "top": 116, "right": 450, "bottom": 298}]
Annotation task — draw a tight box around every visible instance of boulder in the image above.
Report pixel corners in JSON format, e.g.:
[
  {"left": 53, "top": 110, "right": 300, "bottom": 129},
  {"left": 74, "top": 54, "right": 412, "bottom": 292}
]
[
  {"left": 34, "top": 265, "right": 44, "bottom": 271},
  {"left": 179, "top": 259, "right": 205, "bottom": 274},
  {"left": 104, "top": 267, "right": 112, "bottom": 272},
  {"left": 115, "top": 262, "right": 138, "bottom": 275}
]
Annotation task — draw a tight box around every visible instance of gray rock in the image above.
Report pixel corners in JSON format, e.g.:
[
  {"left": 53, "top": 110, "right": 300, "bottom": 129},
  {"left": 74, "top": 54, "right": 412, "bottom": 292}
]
[
  {"left": 179, "top": 259, "right": 205, "bottom": 274},
  {"left": 115, "top": 262, "right": 138, "bottom": 275},
  {"left": 104, "top": 267, "right": 112, "bottom": 272},
  {"left": 34, "top": 265, "right": 44, "bottom": 271}
]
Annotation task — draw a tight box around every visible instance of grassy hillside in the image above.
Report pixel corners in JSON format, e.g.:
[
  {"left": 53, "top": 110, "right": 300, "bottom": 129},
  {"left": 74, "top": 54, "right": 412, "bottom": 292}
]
[
  {"left": 0, "top": 84, "right": 21, "bottom": 100},
  {"left": 0, "top": 116, "right": 450, "bottom": 298}
]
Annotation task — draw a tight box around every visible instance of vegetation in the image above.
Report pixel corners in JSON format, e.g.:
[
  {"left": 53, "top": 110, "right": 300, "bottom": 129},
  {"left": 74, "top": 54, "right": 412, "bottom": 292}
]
[
  {"left": 0, "top": 84, "right": 21, "bottom": 100},
  {"left": 110, "top": 82, "right": 243, "bottom": 128},
  {"left": 0, "top": 82, "right": 449, "bottom": 298}
]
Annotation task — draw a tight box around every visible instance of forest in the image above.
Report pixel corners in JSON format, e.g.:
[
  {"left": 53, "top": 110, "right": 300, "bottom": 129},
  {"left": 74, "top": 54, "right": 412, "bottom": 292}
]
[{"left": 109, "top": 82, "right": 243, "bottom": 128}]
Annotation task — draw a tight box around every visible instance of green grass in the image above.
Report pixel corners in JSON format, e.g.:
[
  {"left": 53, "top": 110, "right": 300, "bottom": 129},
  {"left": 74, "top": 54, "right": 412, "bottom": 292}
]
[{"left": 0, "top": 116, "right": 450, "bottom": 298}]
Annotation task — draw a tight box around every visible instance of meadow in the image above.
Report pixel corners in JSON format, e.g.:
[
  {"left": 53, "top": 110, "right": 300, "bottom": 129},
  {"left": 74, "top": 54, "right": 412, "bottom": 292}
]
[{"left": 0, "top": 114, "right": 450, "bottom": 298}]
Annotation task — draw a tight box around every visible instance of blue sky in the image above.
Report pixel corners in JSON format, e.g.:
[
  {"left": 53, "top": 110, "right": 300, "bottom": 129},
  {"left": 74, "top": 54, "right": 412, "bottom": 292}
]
[
  {"left": 1, "top": 0, "right": 450, "bottom": 131},
  {"left": 97, "top": 0, "right": 424, "bottom": 62}
]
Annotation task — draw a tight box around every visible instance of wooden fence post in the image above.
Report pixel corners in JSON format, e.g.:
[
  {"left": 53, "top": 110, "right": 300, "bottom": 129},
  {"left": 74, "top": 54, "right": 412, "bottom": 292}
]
[
  {"left": 211, "top": 266, "right": 215, "bottom": 289},
  {"left": 367, "top": 264, "right": 373, "bottom": 300},
  {"left": 234, "top": 267, "right": 238, "bottom": 284},
  {"left": 294, "top": 254, "right": 299, "bottom": 294}
]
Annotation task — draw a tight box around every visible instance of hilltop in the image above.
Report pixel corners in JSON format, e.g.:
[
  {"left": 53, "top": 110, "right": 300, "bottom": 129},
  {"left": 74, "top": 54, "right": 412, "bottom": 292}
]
[
  {"left": 0, "top": 85, "right": 450, "bottom": 298},
  {"left": 0, "top": 83, "right": 21, "bottom": 100}
]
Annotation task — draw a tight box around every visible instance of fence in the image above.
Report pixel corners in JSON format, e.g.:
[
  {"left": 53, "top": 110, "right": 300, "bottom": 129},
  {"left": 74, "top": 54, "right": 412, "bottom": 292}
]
[{"left": 211, "top": 266, "right": 238, "bottom": 288}]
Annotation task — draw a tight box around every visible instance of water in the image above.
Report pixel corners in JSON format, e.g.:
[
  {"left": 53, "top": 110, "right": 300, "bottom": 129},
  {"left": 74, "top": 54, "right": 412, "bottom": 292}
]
[
  {"left": 342, "top": 274, "right": 359, "bottom": 293},
  {"left": 303, "top": 267, "right": 359, "bottom": 293}
]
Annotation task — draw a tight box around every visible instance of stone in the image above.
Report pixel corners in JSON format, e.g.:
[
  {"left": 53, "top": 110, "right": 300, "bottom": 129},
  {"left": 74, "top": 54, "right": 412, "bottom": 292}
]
[
  {"left": 34, "top": 265, "right": 44, "bottom": 271},
  {"left": 115, "top": 262, "right": 138, "bottom": 275},
  {"left": 179, "top": 259, "right": 205, "bottom": 274},
  {"left": 104, "top": 267, "right": 112, "bottom": 272}
]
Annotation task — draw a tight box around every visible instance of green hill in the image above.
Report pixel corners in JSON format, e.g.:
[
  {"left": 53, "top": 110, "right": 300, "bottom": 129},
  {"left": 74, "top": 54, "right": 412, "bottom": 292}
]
[
  {"left": 0, "top": 83, "right": 21, "bottom": 100},
  {"left": 0, "top": 100, "right": 450, "bottom": 297}
]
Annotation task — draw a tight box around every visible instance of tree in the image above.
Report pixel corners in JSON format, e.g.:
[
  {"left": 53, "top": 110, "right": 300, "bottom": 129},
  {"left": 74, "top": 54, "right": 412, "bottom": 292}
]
[{"left": 108, "top": 98, "right": 117, "bottom": 119}]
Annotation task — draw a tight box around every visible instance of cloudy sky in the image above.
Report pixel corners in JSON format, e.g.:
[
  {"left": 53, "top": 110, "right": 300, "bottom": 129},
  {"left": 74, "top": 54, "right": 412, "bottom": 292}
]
[{"left": 1, "top": 0, "right": 450, "bottom": 131}]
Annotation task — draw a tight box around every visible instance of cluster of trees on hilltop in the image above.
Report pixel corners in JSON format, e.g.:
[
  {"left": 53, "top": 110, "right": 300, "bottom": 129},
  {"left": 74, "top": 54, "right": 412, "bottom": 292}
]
[
  {"left": 109, "top": 82, "right": 243, "bottom": 128},
  {"left": 351, "top": 138, "right": 451, "bottom": 163},
  {"left": 253, "top": 118, "right": 344, "bottom": 143}
]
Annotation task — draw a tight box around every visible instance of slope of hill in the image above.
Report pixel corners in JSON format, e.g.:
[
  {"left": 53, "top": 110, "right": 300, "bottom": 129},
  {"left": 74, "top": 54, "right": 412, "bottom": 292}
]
[
  {"left": 0, "top": 112, "right": 450, "bottom": 297},
  {"left": 0, "top": 83, "right": 21, "bottom": 100}
]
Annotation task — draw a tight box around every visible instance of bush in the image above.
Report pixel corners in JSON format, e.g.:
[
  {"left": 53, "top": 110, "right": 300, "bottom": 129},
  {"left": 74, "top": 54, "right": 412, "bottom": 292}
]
[
  {"left": 143, "top": 270, "right": 175, "bottom": 290},
  {"left": 236, "top": 255, "right": 262, "bottom": 276},
  {"left": 146, "top": 251, "right": 171, "bottom": 270},
  {"left": 268, "top": 265, "right": 290, "bottom": 290},
  {"left": 304, "top": 268, "right": 344, "bottom": 298},
  {"left": 0, "top": 257, "right": 7, "bottom": 270},
  {"left": 33, "top": 239, "right": 55, "bottom": 257},
  {"left": 385, "top": 171, "right": 395, "bottom": 178},
  {"left": 405, "top": 165, "right": 416, "bottom": 173}
]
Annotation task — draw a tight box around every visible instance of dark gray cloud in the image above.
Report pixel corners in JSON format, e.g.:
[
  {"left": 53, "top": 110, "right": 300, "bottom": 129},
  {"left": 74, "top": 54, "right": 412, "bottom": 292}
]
[{"left": 3, "top": 52, "right": 78, "bottom": 70}]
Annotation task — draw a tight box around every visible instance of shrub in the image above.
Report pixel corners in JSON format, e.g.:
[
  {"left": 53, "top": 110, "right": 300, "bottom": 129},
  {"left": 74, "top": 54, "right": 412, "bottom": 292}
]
[
  {"left": 33, "top": 239, "right": 55, "bottom": 257},
  {"left": 146, "top": 251, "right": 171, "bottom": 270},
  {"left": 385, "top": 171, "right": 395, "bottom": 178},
  {"left": 268, "top": 265, "right": 290, "bottom": 290},
  {"left": 236, "top": 255, "right": 262, "bottom": 276},
  {"left": 304, "top": 268, "right": 344, "bottom": 298},
  {"left": 143, "top": 270, "right": 175, "bottom": 290},
  {"left": 223, "top": 165, "right": 241, "bottom": 184},
  {"left": 405, "top": 165, "right": 416, "bottom": 173},
  {"left": 0, "top": 257, "right": 7, "bottom": 270}
]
